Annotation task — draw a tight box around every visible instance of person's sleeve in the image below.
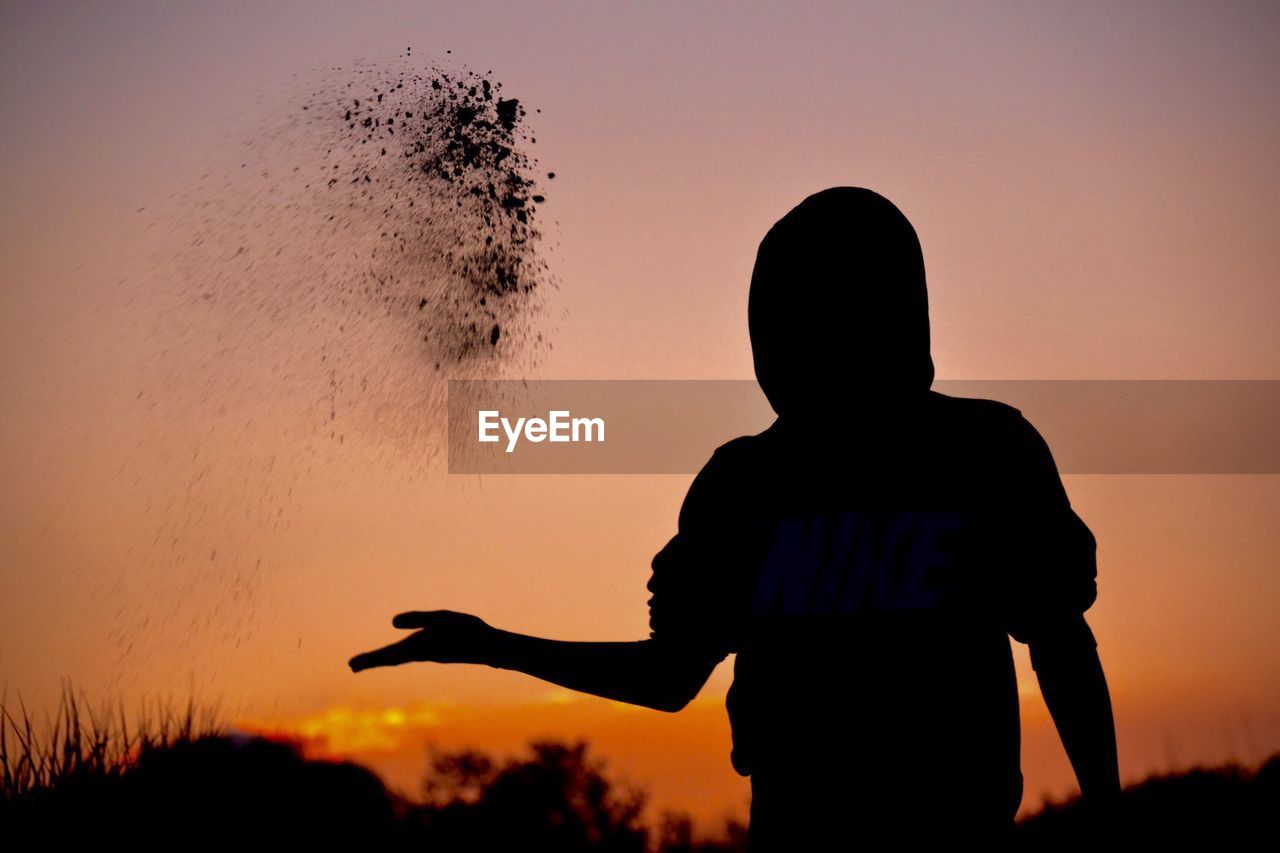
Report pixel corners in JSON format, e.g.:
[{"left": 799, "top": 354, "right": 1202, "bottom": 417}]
[
  {"left": 645, "top": 446, "right": 743, "bottom": 660},
  {"left": 997, "top": 414, "right": 1099, "bottom": 647}
]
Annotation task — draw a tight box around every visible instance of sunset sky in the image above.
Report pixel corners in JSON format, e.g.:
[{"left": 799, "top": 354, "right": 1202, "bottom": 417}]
[{"left": 2, "top": 1, "right": 1279, "bottom": 825}]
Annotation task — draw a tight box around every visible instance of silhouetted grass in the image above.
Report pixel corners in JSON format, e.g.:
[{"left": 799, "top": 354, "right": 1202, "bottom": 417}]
[
  {"left": 3, "top": 687, "right": 1275, "bottom": 849},
  {"left": 0, "top": 685, "right": 219, "bottom": 802},
  {"left": 1, "top": 686, "right": 400, "bottom": 845}
]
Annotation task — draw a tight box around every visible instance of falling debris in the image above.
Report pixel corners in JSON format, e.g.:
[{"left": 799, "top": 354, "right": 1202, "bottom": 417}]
[
  {"left": 302, "top": 57, "right": 552, "bottom": 364},
  {"left": 161, "top": 52, "right": 555, "bottom": 451},
  {"left": 108, "top": 50, "right": 557, "bottom": 682}
]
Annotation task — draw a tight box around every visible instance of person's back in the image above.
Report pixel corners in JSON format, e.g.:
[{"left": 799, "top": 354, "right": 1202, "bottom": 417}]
[{"left": 651, "top": 393, "right": 1096, "bottom": 846}]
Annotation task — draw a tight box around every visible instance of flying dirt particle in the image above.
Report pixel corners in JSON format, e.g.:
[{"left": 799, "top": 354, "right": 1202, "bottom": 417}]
[
  {"left": 495, "top": 98, "right": 520, "bottom": 131},
  {"left": 490, "top": 324, "right": 500, "bottom": 346}
]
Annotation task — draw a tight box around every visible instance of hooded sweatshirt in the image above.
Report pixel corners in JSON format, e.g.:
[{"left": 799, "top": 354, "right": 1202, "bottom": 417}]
[{"left": 645, "top": 188, "right": 1099, "bottom": 846}]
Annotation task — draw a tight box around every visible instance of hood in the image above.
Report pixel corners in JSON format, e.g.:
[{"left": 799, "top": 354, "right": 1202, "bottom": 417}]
[{"left": 748, "top": 187, "right": 934, "bottom": 418}]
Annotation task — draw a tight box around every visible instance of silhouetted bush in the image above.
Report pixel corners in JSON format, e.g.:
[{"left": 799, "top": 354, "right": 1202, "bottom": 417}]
[
  {"left": 0, "top": 690, "right": 400, "bottom": 845},
  {"left": 3, "top": 732, "right": 402, "bottom": 845},
  {"left": 4, "top": 690, "right": 1276, "bottom": 849},
  {"left": 410, "top": 740, "right": 648, "bottom": 852},
  {"left": 654, "top": 812, "right": 749, "bottom": 852},
  {"left": 1012, "top": 754, "right": 1280, "bottom": 850}
]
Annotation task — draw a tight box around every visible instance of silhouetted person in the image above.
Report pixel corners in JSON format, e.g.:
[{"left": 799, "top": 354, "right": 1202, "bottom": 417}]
[{"left": 351, "top": 187, "right": 1120, "bottom": 849}]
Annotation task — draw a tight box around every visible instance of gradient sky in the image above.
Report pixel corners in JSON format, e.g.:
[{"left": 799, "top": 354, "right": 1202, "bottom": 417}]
[{"left": 3, "top": 0, "right": 1279, "bottom": 824}]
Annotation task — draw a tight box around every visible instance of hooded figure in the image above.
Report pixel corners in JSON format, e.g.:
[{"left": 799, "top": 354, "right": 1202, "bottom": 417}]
[
  {"left": 749, "top": 187, "right": 935, "bottom": 417},
  {"left": 352, "top": 187, "right": 1116, "bottom": 853},
  {"left": 646, "top": 187, "right": 1101, "bottom": 847}
]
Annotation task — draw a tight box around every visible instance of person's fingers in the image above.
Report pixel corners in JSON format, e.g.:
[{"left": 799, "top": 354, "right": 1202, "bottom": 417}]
[
  {"left": 392, "top": 610, "right": 448, "bottom": 629},
  {"left": 349, "top": 636, "right": 418, "bottom": 672}
]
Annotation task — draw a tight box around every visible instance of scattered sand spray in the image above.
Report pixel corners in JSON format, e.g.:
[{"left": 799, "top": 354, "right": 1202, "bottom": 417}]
[{"left": 89, "top": 50, "right": 558, "bottom": 697}]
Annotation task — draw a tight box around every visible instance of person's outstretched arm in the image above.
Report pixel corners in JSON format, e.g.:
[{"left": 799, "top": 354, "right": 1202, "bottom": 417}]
[
  {"left": 349, "top": 610, "right": 722, "bottom": 713},
  {"left": 1029, "top": 615, "right": 1120, "bottom": 803}
]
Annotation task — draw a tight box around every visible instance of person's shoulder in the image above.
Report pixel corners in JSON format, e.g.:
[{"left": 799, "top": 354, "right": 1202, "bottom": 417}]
[
  {"left": 927, "top": 390, "right": 1041, "bottom": 438},
  {"left": 674, "top": 433, "right": 769, "bottom": 525},
  {"left": 927, "top": 389, "right": 1024, "bottom": 424},
  {"left": 682, "top": 426, "right": 781, "bottom": 498},
  {"left": 695, "top": 410, "right": 788, "bottom": 460},
  {"left": 926, "top": 390, "right": 1056, "bottom": 461},
  {"left": 710, "top": 431, "right": 770, "bottom": 460}
]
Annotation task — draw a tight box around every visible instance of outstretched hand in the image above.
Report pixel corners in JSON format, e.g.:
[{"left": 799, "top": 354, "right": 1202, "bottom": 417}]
[{"left": 349, "top": 610, "right": 497, "bottom": 672}]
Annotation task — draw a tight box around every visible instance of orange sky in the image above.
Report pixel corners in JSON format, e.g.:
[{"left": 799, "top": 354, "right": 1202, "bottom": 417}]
[{"left": 3, "top": 0, "right": 1279, "bottom": 828}]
